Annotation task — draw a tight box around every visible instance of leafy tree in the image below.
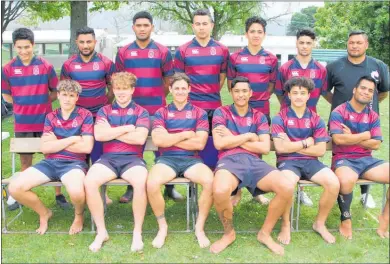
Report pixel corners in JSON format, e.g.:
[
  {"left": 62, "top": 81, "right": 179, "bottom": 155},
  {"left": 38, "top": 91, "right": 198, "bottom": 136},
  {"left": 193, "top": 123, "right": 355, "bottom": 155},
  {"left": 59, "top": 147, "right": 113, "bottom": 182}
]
[
  {"left": 314, "top": 2, "right": 389, "bottom": 65},
  {"left": 1, "top": 1, "right": 27, "bottom": 40},
  {"left": 286, "top": 6, "right": 318, "bottom": 36}
]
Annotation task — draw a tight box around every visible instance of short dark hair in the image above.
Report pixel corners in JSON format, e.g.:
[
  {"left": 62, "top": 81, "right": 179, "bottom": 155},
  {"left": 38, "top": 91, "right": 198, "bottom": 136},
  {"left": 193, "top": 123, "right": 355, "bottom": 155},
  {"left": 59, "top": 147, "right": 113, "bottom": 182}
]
[
  {"left": 296, "top": 28, "right": 316, "bottom": 40},
  {"left": 231, "top": 76, "right": 251, "bottom": 91},
  {"left": 348, "top": 30, "right": 368, "bottom": 41},
  {"left": 355, "top": 75, "right": 377, "bottom": 88},
  {"left": 76, "top": 26, "right": 95, "bottom": 39},
  {"left": 192, "top": 9, "right": 214, "bottom": 23},
  {"left": 12, "top": 28, "right": 34, "bottom": 45},
  {"left": 171, "top": 72, "right": 191, "bottom": 87},
  {"left": 245, "top": 16, "right": 267, "bottom": 33},
  {"left": 284, "top": 77, "right": 315, "bottom": 93},
  {"left": 133, "top": 11, "right": 153, "bottom": 24}
]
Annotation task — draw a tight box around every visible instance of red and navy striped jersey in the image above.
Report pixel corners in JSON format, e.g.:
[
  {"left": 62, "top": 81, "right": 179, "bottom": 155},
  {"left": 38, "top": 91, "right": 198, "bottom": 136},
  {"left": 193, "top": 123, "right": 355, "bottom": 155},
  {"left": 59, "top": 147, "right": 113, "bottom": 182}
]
[
  {"left": 329, "top": 101, "right": 382, "bottom": 162},
  {"left": 60, "top": 52, "right": 115, "bottom": 116},
  {"left": 95, "top": 100, "right": 150, "bottom": 156},
  {"left": 2, "top": 56, "right": 58, "bottom": 132},
  {"left": 227, "top": 47, "right": 278, "bottom": 115},
  {"left": 212, "top": 104, "right": 270, "bottom": 159},
  {"left": 43, "top": 107, "right": 93, "bottom": 161},
  {"left": 115, "top": 40, "right": 174, "bottom": 115},
  {"left": 174, "top": 38, "right": 229, "bottom": 110},
  {"left": 275, "top": 58, "right": 327, "bottom": 112},
  {"left": 271, "top": 107, "right": 329, "bottom": 162},
  {"left": 153, "top": 102, "right": 209, "bottom": 156}
]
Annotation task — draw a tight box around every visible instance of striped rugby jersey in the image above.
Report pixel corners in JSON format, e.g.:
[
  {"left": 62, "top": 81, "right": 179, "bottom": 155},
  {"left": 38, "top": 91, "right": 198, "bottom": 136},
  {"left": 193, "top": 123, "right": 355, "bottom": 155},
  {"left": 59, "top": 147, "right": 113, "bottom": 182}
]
[
  {"left": 174, "top": 38, "right": 229, "bottom": 110},
  {"left": 227, "top": 47, "right": 278, "bottom": 115},
  {"left": 153, "top": 102, "right": 209, "bottom": 156},
  {"left": 95, "top": 100, "right": 150, "bottom": 156},
  {"left": 275, "top": 58, "right": 327, "bottom": 112},
  {"left": 2, "top": 56, "right": 58, "bottom": 132},
  {"left": 115, "top": 40, "right": 174, "bottom": 115},
  {"left": 271, "top": 106, "right": 329, "bottom": 162},
  {"left": 60, "top": 52, "right": 115, "bottom": 116},
  {"left": 329, "top": 101, "right": 382, "bottom": 162},
  {"left": 212, "top": 104, "right": 270, "bottom": 159},
  {"left": 43, "top": 106, "right": 93, "bottom": 161}
]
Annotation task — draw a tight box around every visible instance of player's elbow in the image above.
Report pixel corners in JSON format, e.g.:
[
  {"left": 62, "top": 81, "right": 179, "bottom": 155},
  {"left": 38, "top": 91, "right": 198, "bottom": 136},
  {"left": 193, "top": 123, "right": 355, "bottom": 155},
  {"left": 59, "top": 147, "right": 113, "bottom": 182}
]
[
  {"left": 371, "top": 141, "right": 381, "bottom": 150},
  {"left": 332, "top": 136, "right": 344, "bottom": 145}
]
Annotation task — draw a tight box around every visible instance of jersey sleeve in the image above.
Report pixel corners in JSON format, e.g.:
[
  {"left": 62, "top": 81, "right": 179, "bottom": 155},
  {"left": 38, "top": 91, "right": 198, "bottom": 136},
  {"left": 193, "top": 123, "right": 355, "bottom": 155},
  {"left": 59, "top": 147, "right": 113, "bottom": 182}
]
[
  {"left": 271, "top": 115, "right": 285, "bottom": 138},
  {"left": 212, "top": 108, "right": 226, "bottom": 129},
  {"left": 321, "top": 67, "right": 328, "bottom": 96},
  {"left": 174, "top": 47, "right": 185, "bottom": 73},
  {"left": 135, "top": 108, "right": 150, "bottom": 130},
  {"left": 227, "top": 54, "right": 237, "bottom": 81},
  {"left": 115, "top": 48, "right": 125, "bottom": 72},
  {"left": 274, "top": 66, "right": 285, "bottom": 96},
  {"left": 47, "top": 64, "right": 58, "bottom": 91},
  {"left": 329, "top": 110, "right": 344, "bottom": 135},
  {"left": 81, "top": 111, "right": 94, "bottom": 136},
  {"left": 269, "top": 56, "right": 278, "bottom": 83},
  {"left": 370, "top": 113, "right": 383, "bottom": 141},
  {"left": 60, "top": 62, "right": 71, "bottom": 80},
  {"left": 220, "top": 46, "right": 229, "bottom": 73},
  {"left": 161, "top": 49, "right": 174, "bottom": 77},
  {"left": 313, "top": 116, "right": 330, "bottom": 143},
  {"left": 95, "top": 107, "right": 108, "bottom": 124},
  {"left": 377, "top": 61, "right": 389, "bottom": 93},
  {"left": 196, "top": 109, "right": 209, "bottom": 132},
  {"left": 152, "top": 108, "right": 166, "bottom": 130},
  {"left": 105, "top": 58, "right": 115, "bottom": 85},
  {"left": 326, "top": 63, "right": 334, "bottom": 92},
  {"left": 256, "top": 113, "right": 270, "bottom": 135},
  {"left": 43, "top": 114, "right": 54, "bottom": 134},
  {"left": 1, "top": 67, "right": 11, "bottom": 95}
]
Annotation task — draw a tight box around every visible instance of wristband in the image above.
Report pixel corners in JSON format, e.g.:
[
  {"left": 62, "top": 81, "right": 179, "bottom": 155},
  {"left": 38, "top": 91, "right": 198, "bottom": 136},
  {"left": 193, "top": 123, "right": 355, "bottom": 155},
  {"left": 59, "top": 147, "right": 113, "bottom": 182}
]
[{"left": 301, "top": 140, "right": 305, "bottom": 149}]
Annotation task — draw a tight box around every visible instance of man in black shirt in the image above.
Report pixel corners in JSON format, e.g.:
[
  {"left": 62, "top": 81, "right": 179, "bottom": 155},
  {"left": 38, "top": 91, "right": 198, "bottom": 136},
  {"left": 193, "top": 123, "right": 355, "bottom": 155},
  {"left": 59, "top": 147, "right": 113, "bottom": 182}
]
[{"left": 326, "top": 30, "right": 389, "bottom": 209}]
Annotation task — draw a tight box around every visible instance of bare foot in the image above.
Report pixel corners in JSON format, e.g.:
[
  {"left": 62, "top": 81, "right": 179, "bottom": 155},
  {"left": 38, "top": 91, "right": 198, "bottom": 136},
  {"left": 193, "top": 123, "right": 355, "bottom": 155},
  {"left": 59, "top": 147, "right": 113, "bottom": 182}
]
[
  {"left": 195, "top": 229, "right": 211, "bottom": 248},
  {"left": 313, "top": 222, "right": 336, "bottom": 243},
  {"left": 152, "top": 228, "right": 168, "bottom": 249},
  {"left": 230, "top": 192, "right": 241, "bottom": 207},
  {"left": 210, "top": 230, "right": 236, "bottom": 254},
  {"left": 36, "top": 209, "right": 53, "bottom": 235},
  {"left": 131, "top": 232, "right": 144, "bottom": 252},
  {"left": 254, "top": 195, "right": 270, "bottom": 205},
  {"left": 339, "top": 219, "right": 352, "bottom": 240},
  {"left": 89, "top": 231, "right": 109, "bottom": 252},
  {"left": 257, "top": 230, "right": 284, "bottom": 256},
  {"left": 105, "top": 194, "right": 113, "bottom": 206},
  {"left": 69, "top": 214, "right": 84, "bottom": 235},
  {"left": 377, "top": 214, "right": 389, "bottom": 239},
  {"left": 277, "top": 222, "right": 291, "bottom": 245}
]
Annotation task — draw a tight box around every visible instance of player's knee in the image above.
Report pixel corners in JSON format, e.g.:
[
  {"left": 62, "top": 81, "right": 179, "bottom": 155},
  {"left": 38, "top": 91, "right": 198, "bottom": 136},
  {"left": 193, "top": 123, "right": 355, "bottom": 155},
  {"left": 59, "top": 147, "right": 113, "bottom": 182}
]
[
  {"left": 322, "top": 176, "right": 340, "bottom": 193},
  {"left": 83, "top": 177, "right": 99, "bottom": 192},
  {"left": 132, "top": 177, "right": 147, "bottom": 191},
  {"left": 146, "top": 178, "right": 161, "bottom": 193},
  {"left": 68, "top": 190, "right": 85, "bottom": 204},
  {"left": 212, "top": 185, "right": 231, "bottom": 201},
  {"left": 8, "top": 180, "right": 24, "bottom": 197},
  {"left": 199, "top": 173, "right": 214, "bottom": 190},
  {"left": 275, "top": 177, "right": 295, "bottom": 198}
]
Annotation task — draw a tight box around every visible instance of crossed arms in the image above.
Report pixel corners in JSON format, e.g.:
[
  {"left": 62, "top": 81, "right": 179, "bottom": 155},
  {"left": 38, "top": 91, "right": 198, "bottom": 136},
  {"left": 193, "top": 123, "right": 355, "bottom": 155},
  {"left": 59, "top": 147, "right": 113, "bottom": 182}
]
[{"left": 152, "top": 126, "right": 208, "bottom": 151}]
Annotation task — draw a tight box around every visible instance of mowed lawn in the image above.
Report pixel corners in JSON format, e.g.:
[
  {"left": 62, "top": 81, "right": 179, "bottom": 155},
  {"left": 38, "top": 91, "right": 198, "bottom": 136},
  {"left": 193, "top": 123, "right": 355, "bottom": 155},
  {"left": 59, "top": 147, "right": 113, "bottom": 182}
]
[{"left": 1, "top": 85, "right": 389, "bottom": 263}]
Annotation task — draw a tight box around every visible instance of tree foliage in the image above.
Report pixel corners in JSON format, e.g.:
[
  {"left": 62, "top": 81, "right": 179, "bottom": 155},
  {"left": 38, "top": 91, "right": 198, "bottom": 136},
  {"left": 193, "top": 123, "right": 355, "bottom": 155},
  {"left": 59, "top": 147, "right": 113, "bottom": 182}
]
[
  {"left": 146, "top": 1, "right": 262, "bottom": 40},
  {"left": 314, "top": 2, "right": 389, "bottom": 65},
  {"left": 1, "top": 1, "right": 27, "bottom": 38},
  {"left": 286, "top": 6, "right": 317, "bottom": 36}
]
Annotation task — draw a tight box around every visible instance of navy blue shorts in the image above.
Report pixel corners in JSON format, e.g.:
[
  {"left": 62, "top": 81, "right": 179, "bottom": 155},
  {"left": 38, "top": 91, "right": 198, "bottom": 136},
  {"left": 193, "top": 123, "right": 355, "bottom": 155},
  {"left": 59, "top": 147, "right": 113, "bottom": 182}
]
[
  {"left": 33, "top": 159, "right": 88, "bottom": 181},
  {"left": 215, "top": 153, "right": 277, "bottom": 196},
  {"left": 95, "top": 154, "right": 146, "bottom": 178},
  {"left": 277, "top": 159, "right": 327, "bottom": 180},
  {"left": 332, "top": 156, "right": 385, "bottom": 179},
  {"left": 155, "top": 156, "right": 202, "bottom": 177}
]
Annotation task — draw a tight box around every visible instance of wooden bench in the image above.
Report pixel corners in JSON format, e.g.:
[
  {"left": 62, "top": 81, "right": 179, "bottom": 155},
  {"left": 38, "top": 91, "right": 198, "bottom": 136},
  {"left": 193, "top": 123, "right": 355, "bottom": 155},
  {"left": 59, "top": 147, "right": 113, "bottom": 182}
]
[{"left": 1, "top": 137, "right": 197, "bottom": 233}]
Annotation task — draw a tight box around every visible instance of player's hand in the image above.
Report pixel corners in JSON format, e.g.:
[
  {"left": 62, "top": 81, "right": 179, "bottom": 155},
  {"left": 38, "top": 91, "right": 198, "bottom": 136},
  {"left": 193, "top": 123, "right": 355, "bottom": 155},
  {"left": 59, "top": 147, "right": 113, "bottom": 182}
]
[
  {"left": 184, "top": 130, "right": 196, "bottom": 139},
  {"left": 341, "top": 124, "right": 352, "bottom": 134},
  {"left": 246, "top": 133, "right": 259, "bottom": 142},
  {"left": 278, "top": 133, "right": 291, "bottom": 142},
  {"left": 306, "top": 137, "right": 315, "bottom": 147},
  {"left": 362, "top": 131, "right": 371, "bottom": 140},
  {"left": 124, "top": 124, "right": 136, "bottom": 132},
  {"left": 71, "top": 135, "right": 82, "bottom": 143}
]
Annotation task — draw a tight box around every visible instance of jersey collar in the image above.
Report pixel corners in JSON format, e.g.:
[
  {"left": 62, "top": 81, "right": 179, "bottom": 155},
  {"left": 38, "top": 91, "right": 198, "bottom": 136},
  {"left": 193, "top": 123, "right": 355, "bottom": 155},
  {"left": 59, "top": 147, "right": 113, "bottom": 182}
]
[
  {"left": 58, "top": 106, "right": 79, "bottom": 121},
  {"left": 288, "top": 106, "right": 310, "bottom": 119},
  {"left": 192, "top": 37, "right": 214, "bottom": 48},
  {"left": 293, "top": 57, "right": 314, "bottom": 69},
  {"left": 243, "top": 46, "right": 265, "bottom": 56},
  {"left": 112, "top": 100, "right": 135, "bottom": 110},
  {"left": 230, "top": 103, "right": 253, "bottom": 118},
  {"left": 16, "top": 55, "right": 37, "bottom": 67},
  {"left": 169, "top": 101, "right": 192, "bottom": 112},
  {"left": 76, "top": 51, "right": 98, "bottom": 63}
]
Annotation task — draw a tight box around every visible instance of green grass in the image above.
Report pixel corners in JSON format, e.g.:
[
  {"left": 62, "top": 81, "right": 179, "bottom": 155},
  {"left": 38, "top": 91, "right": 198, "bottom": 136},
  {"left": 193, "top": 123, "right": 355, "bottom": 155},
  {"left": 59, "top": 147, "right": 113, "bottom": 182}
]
[{"left": 1, "top": 86, "right": 389, "bottom": 263}]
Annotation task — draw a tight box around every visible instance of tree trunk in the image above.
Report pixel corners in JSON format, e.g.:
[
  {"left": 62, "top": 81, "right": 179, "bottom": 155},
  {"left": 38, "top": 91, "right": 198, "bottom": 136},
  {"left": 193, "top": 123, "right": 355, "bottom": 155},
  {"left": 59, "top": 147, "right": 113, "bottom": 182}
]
[{"left": 69, "top": 1, "right": 87, "bottom": 56}]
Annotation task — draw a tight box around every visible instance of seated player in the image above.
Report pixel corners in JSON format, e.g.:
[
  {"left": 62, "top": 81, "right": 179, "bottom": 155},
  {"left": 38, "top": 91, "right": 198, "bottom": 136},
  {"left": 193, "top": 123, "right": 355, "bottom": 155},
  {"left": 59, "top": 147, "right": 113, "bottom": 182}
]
[
  {"left": 210, "top": 76, "right": 295, "bottom": 255},
  {"left": 147, "top": 73, "right": 214, "bottom": 249},
  {"left": 272, "top": 77, "right": 340, "bottom": 245},
  {"left": 330, "top": 75, "right": 389, "bottom": 239},
  {"left": 8, "top": 80, "right": 94, "bottom": 235},
  {"left": 84, "top": 72, "right": 149, "bottom": 252}
]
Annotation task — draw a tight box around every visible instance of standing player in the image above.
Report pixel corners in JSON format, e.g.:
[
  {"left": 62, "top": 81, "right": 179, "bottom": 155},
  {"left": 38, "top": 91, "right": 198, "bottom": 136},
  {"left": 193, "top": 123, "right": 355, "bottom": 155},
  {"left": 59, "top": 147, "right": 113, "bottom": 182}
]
[
  {"left": 272, "top": 77, "right": 339, "bottom": 245},
  {"left": 115, "top": 11, "right": 181, "bottom": 202},
  {"left": 327, "top": 30, "right": 389, "bottom": 208},
  {"left": 147, "top": 73, "right": 214, "bottom": 249},
  {"left": 8, "top": 79, "right": 94, "bottom": 235},
  {"left": 61, "top": 26, "right": 115, "bottom": 204},
  {"left": 85, "top": 72, "right": 149, "bottom": 252},
  {"left": 227, "top": 16, "right": 278, "bottom": 205},
  {"left": 210, "top": 76, "right": 294, "bottom": 255},
  {"left": 275, "top": 28, "right": 328, "bottom": 207},
  {"left": 2, "top": 28, "right": 69, "bottom": 210},
  {"left": 329, "top": 76, "right": 389, "bottom": 239}
]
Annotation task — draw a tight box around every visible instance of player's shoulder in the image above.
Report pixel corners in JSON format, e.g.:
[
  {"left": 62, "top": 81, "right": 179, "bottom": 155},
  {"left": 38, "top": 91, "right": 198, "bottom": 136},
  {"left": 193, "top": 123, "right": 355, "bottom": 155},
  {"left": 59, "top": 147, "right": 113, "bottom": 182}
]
[
  {"left": 327, "top": 56, "right": 346, "bottom": 69},
  {"left": 280, "top": 59, "right": 295, "bottom": 71},
  {"left": 178, "top": 39, "right": 194, "bottom": 51},
  {"left": 46, "top": 108, "right": 59, "bottom": 121},
  {"left": 134, "top": 102, "right": 149, "bottom": 115},
  {"left": 2, "top": 57, "right": 18, "bottom": 70},
  {"left": 312, "top": 59, "right": 327, "bottom": 71},
  {"left": 230, "top": 48, "right": 244, "bottom": 59},
  {"left": 262, "top": 49, "right": 277, "bottom": 59},
  {"left": 332, "top": 102, "right": 347, "bottom": 115},
  {"left": 77, "top": 107, "right": 93, "bottom": 118},
  {"left": 213, "top": 39, "right": 228, "bottom": 50},
  {"left": 191, "top": 104, "right": 207, "bottom": 116},
  {"left": 118, "top": 42, "right": 133, "bottom": 53},
  {"left": 36, "top": 56, "right": 54, "bottom": 69},
  {"left": 96, "top": 53, "right": 113, "bottom": 63},
  {"left": 153, "top": 40, "right": 169, "bottom": 52}
]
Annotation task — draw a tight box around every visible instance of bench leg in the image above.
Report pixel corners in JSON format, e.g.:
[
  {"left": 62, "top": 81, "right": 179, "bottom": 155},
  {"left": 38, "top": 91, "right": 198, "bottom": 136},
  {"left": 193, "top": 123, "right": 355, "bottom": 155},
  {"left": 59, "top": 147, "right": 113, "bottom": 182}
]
[
  {"left": 296, "top": 186, "right": 301, "bottom": 231},
  {"left": 101, "top": 185, "right": 107, "bottom": 214},
  {"left": 186, "top": 184, "right": 190, "bottom": 232},
  {"left": 363, "top": 184, "right": 370, "bottom": 210},
  {"left": 382, "top": 184, "right": 387, "bottom": 212},
  {"left": 290, "top": 190, "right": 295, "bottom": 232},
  {"left": 2, "top": 187, "right": 7, "bottom": 233}
]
